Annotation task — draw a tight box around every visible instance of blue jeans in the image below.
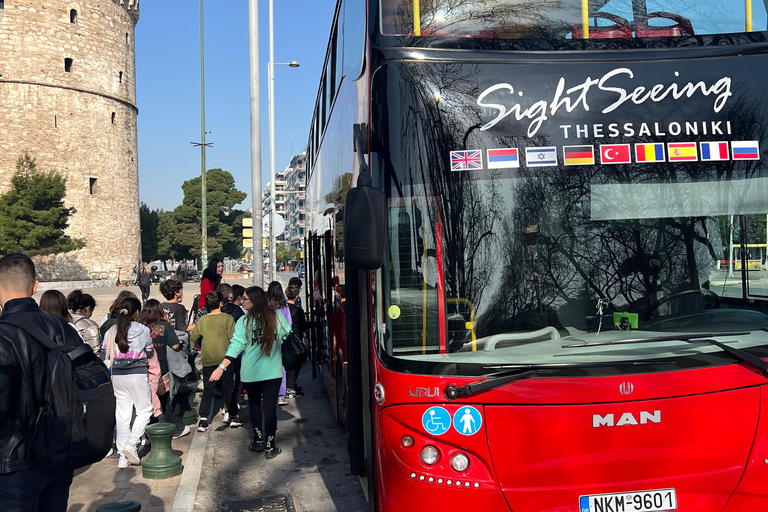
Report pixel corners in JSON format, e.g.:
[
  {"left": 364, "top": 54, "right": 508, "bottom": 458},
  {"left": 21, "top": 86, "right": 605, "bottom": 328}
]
[{"left": 0, "top": 463, "right": 74, "bottom": 512}]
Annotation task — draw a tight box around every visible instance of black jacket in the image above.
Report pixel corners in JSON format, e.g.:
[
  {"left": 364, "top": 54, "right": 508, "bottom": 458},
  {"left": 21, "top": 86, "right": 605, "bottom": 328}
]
[
  {"left": 288, "top": 302, "right": 309, "bottom": 339},
  {"left": 0, "top": 298, "right": 80, "bottom": 473},
  {"left": 222, "top": 302, "right": 245, "bottom": 323}
]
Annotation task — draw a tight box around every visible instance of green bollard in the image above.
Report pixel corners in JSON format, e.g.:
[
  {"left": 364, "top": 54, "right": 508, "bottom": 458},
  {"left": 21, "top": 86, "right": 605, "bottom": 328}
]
[
  {"left": 142, "top": 422, "right": 183, "bottom": 479},
  {"left": 96, "top": 501, "right": 141, "bottom": 512}
]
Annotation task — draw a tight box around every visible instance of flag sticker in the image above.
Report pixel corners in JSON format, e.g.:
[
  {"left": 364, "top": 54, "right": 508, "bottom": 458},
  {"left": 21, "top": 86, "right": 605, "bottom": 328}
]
[
  {"left": 563, "top": 145, "right": 595, "bottom": 166},
  {"left": 635, "top": 143, "right": 665, "bottom": 163},
  {"left": 700, "top": 142, "right": 729, "bottom": 161},
  {"left": 450, "top": 150, "right": 482, "bottom": 171},
  {"left": 732, "top": 141, "right": 760, "bottom": 160},
  {"left": 487, "top": 148, "right": 519, "bottom": 169},
  {"left": 600, "top": 144, "right": 631, "bottom": 165},
  {"left": 668, "top": 142, "right": 698, "bottom": 162},
  {"left": 525, "top": 147, "right": 557, "bottom": 167}
]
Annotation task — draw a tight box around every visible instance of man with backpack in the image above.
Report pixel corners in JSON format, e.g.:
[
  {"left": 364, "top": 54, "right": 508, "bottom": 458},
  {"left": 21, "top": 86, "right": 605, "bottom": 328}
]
[{"left": 0, "top": 254, "right": 115, "bottom": 511}]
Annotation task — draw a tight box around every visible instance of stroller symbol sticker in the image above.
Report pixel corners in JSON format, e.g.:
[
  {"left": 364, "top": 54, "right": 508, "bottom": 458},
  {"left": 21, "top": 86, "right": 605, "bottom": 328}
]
[
  {"left": 453, "top": 406, "right": 482, "bottom": 435},
  {"left": 422, "top": 407, "right": 451, "bottom": 436}
]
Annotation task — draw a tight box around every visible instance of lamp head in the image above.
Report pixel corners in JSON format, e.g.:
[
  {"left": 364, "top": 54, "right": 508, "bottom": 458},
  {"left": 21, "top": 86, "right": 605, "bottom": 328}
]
[{"left": 288, "top": 61, "right": 300, "bottom": 68}]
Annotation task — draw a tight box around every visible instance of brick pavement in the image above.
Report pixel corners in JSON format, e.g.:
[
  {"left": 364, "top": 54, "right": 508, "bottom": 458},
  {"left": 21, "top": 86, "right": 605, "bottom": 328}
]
[{"left": 67, "top": 416, "right": 196, "bottom": 512}]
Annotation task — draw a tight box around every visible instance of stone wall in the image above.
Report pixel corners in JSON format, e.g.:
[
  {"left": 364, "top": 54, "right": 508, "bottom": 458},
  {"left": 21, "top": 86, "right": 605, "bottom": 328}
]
[{"left": 0, "top": 0, "right": 140, "bottom": 281}]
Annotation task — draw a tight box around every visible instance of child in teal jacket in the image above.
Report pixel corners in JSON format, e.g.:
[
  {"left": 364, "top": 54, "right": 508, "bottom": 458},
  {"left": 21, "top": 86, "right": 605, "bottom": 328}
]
[{"left": 209, "top": 286, "right": 290, "bottom": 458}]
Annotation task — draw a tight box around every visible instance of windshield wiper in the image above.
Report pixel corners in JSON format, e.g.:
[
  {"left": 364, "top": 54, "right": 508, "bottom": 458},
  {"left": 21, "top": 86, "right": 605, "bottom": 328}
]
[
  {"left": 443, "top": 360, "right": 674, "bottom": 400},
  {"left": 562, "top": 332, "right": 768, "bottom": 378}
]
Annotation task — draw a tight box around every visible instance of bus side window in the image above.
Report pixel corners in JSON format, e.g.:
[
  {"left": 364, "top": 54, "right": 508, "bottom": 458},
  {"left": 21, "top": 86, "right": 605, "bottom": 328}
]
[{"left": 342, "top": 0, "right": 366, "bottom": 80}]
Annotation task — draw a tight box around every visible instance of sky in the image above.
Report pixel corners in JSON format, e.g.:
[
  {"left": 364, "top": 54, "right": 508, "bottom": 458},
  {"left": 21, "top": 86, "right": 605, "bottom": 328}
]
[{"left": 135, "top": 0, "right": 336, "bottom": 211}]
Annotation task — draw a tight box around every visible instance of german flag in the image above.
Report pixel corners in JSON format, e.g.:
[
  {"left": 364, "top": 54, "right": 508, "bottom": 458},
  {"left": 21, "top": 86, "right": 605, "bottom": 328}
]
[{"left": 563, "top": 145, "right": 595, "bottom": 166}]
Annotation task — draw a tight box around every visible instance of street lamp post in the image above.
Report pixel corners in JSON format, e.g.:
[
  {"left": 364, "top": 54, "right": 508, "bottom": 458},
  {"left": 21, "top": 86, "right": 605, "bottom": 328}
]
[
  {"left": 267, "top": 0, "right": 299, "bottom": 282},
  {"left": 247, "top": 0, "right": 263, "bottom": 287}
]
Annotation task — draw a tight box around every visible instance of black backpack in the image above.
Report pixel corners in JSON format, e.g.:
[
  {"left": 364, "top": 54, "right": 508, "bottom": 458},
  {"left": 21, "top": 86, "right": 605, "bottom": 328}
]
[{"left": 0, "top": 316, "right": 116, "bottom": 470}]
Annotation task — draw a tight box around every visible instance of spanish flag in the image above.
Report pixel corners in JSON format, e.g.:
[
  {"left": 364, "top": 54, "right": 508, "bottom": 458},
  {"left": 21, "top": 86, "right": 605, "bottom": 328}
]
[
  {"left": 635, "top": 143, "right": 665, "bottom": 163},
  {"left": 563, "top": 145, "right": 595, "bottom": 166},
  {"left": 667, "top": 142, "right": 698, "bottom": 162}
]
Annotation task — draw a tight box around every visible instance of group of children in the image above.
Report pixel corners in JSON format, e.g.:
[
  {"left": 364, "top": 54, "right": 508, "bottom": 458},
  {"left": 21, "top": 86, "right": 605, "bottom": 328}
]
[{"left": 38, "top": 273, "right": 309, "bottom": 466}]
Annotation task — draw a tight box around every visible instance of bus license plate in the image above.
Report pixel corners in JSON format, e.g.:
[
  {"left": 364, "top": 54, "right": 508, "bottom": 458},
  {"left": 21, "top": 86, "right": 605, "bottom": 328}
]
[{"left": 579, "top": 489, "right": 677, "bottom": 512}]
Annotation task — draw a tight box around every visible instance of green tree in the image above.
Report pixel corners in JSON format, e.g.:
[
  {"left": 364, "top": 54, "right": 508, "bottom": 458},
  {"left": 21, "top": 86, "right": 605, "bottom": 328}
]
[
  {"left": 276, "top": 243, "right": 290, "bottom": 267},
  {"left": 0, "top": 154, "right": 85, "bottom": 255},
  {"left": 163, "top": 168, "right": 247, "bottom": 262},
  {"left": 140, "top": 202, "right": 159, "bottom": 262}
]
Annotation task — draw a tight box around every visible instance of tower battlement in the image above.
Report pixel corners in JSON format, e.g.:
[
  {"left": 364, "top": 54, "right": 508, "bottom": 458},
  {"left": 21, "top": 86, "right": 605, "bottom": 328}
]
[{"left": 115, "top": 0, "right": 140, "bottom": 23}]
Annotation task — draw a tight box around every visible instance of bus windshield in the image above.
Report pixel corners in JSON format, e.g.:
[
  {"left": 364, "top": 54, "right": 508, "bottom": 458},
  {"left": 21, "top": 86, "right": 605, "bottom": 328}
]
[
  {"left": 380, "top": 0, "right": 768, "bottom": 41},
  {"left": 373, "top": 53, "right": 768, "bottom": 376}
]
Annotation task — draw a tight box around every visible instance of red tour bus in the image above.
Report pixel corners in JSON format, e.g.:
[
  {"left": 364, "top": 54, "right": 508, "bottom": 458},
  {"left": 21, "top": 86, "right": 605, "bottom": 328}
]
[{"left": 305, "top": 0, "right": 768, "bottom": 510}]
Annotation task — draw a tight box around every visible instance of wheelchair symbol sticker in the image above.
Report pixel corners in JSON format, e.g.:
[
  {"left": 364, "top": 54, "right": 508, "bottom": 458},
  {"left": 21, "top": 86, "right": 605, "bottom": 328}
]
[
  {"left": 453, "top": 406, "right": 482, "bottom": 436},
  {"left": 422, "top": 406, "right": 451, "bottom": 436}
]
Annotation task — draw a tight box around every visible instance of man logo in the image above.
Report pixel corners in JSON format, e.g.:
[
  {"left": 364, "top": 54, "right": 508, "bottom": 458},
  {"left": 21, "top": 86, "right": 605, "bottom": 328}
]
[
  {"left": 593, "top": 410, "right": 661, "bottom": 428},
  {"left": 619, "top": 382, "right": 634, "bottom": 395}
]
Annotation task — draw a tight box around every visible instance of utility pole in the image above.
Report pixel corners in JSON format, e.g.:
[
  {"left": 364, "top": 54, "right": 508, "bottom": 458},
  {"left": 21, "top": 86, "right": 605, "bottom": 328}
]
[
  {"left": 193, "top": 0, "right": 210, "bottom": 266},
  {"left": 248, "top": 0, "right": 263, "bottom": 287},
  {"left": 268, "top": 0, "right": 276, "bottom": 283}
]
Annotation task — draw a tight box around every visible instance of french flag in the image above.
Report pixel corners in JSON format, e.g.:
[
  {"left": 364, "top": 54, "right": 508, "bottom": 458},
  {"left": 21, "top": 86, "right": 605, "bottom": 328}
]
[
  {"left": 700, "top": 141, "right": 729, "bottom": 161},
  {"left": 732, "top": 141, "right": 760, "bottom": 160},
  {"left": 487, "top": 148, "right": 519, "bottom": 169}
]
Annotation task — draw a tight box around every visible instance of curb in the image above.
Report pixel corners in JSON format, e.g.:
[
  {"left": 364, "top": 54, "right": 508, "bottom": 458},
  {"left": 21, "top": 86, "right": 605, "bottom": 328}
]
[{"left": 170, "top": 428, "right": 209, "bottom": 512}]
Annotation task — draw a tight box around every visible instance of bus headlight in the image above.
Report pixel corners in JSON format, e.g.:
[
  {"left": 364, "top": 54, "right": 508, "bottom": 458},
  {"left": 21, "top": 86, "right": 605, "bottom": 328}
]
[
  {"left": 450, "top": 452, "right": 470, "bottom": 472},
  {"left": 420, "top": 445, "right": 440, "bottom": 466}
]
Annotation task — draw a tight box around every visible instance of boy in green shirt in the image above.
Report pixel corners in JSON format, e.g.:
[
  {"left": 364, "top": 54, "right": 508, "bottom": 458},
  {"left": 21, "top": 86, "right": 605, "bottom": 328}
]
[{"left": 190, "top": 291, "right": 238, "bottom": 431}]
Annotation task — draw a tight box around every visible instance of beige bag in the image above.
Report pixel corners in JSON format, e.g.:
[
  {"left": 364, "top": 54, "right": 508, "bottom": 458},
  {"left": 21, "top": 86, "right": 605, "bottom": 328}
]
[{"left": 104, "top": 327, "right": 116, "bottom": 370}]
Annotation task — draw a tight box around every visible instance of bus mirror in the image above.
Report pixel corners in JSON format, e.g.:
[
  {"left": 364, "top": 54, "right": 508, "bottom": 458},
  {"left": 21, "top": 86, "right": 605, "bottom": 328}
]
[{"left": 344, "top": 185, "right": 387, "bottom": 269}]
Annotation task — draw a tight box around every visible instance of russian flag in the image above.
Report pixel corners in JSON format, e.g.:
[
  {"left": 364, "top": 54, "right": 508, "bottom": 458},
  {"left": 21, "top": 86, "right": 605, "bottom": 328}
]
[
  {"left": 700, "top": 142, "right": 729, "bottom": 161},
  {"left": 487, "top": 148, "right": 519, "bottom": 169},
  {"left": 732, "top": 141, "right": 760, "bottom": 160}
]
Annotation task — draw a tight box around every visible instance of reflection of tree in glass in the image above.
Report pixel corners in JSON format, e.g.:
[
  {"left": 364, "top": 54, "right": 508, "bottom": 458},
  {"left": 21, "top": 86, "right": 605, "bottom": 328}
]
[{"left": 391, "top": 62, "right": 503, "bottom": 310}]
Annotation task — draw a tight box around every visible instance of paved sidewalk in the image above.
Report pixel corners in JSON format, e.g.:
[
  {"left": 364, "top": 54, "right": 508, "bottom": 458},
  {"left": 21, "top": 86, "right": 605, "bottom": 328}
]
[
  {"left": 194, "top": 367, "right": 368, "bottom": 512},
  {"left": 67, "top": 426, "right": 195, "bottom": 512}
]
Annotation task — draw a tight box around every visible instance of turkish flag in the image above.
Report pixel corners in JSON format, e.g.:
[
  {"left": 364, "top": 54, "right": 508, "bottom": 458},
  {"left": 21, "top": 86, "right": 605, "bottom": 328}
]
[{"left": 600, "top": 144, "right": 631, "bottom": 164}]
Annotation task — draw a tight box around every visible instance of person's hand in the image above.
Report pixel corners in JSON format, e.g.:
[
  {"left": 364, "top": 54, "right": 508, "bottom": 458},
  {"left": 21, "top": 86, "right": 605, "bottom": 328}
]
[{"left": 209, "top": 367, "right": 224, "bottom": 382}]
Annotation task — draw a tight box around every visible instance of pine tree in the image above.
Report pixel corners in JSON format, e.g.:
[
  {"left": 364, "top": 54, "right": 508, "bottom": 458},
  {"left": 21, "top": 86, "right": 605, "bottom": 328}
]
[{"left": 0, "top": 154, "right": 85, "bottom": 255}]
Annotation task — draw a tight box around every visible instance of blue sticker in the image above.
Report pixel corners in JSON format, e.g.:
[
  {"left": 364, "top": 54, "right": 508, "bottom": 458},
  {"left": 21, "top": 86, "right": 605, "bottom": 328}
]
[
  {"left": 422, "top": 406, "right": 451, "bottom": 436},
  {"left": 579, "top": 496, "right": 591, "bottom": 512},
  {"left": 452, "top": 406, "right": 483, "bottom": 436}
]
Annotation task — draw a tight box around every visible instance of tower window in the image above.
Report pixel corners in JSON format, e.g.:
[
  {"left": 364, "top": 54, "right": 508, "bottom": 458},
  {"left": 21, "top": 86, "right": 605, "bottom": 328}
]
[
  {"left": 70, "top": 9, "right": 77, "bottom": 23},
  {"left": 0, "top": 1, "right": 5, "bottom": 10},
  {"left": 119, "top": 71, "right": 123, "bottom": 83},
  {"left": 54, "top": 115, "right": 58, "bottom": 127},
  {"left": 64, "top": 58, "right": 73, "bottom": 72},
  {"left": 126, "top": 33, "right": 129, "bottom": 44},
  {"left": 89, "top": 178, "right": 98, "bottom": 195},
  {"left": 111, "top": 112, "right": 116, "bottom": 124}
]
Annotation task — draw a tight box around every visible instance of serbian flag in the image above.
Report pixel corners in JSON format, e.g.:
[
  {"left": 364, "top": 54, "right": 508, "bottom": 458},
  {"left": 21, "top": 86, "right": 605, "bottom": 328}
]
[
  {"left": 563, "top": 145, "right": 595, "bottom": 166},
  {"left": 487, "top": 148, "right": 519, "bottom": 169},
  {"left": 700, "top": 141, "right": 729, "bottom": 161},
  {"left": 635, "top": 143, "right": 665, "bottom": 163},
  {"left": 600, "top": 144, "right": 631, "bottom": 165},
  {"left": 450, "top": 150, "right": 482, "bottom": 171},
  {"left": 732, "top": 141, "right": 760, "bottom": 160},
  {"left": 668, "top": 142, "right": 698, "bottom": 162}
]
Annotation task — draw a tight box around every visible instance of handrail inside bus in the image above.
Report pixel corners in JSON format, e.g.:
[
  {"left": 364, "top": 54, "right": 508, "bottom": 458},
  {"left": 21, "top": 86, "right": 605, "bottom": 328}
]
[
  {"left": 482, "top": 326, "right": 561, "bottom": 351},
  {"left": 747, "top": 0, "right": 754, "bottom": 31},
  {"left": 582, "top": 0, "right": 590, "bottom": 39}
]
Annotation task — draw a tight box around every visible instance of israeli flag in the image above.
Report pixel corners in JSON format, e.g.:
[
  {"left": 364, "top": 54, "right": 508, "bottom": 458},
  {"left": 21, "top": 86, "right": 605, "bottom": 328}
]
[{"left": 525, "top": 147, "right": 558, "bottom": 167}]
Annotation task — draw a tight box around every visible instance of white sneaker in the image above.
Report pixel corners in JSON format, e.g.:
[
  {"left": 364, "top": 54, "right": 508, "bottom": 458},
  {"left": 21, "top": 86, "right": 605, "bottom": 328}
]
[
  {"left": 277, "top": 396, "right": 288, "bottom": 406},
  {"left": 118, "top": 455, "right": 129, "bottom": 469},
  {"left": 173, "top": 426, "right": 191, "bottom": 439},
  {"left": 122, "top": 443, "right": 141, "bottom": 465},
  {"left": 223, "top": 412, "right": 231, "bottom": 425}
]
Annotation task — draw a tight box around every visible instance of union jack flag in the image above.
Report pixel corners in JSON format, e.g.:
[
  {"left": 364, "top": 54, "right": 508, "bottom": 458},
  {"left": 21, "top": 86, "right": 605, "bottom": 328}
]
[{"left": 450, "top": 150, "right": 482, "bottom": 171}]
